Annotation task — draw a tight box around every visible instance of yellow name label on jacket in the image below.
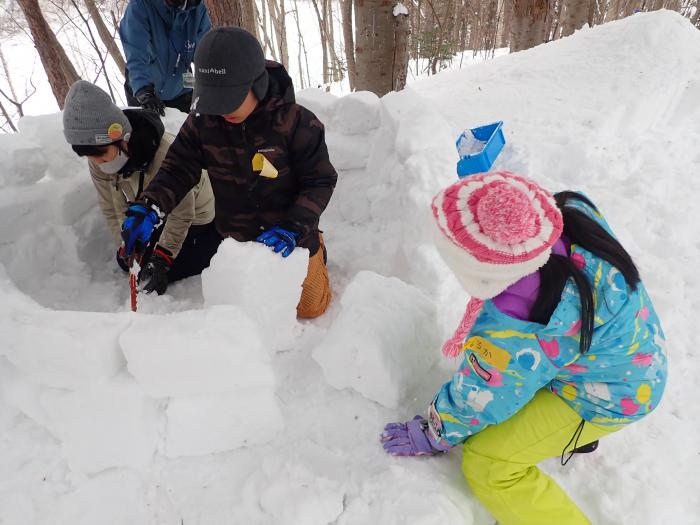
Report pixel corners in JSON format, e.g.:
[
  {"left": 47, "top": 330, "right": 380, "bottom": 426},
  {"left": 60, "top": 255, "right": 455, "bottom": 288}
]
[
  {"left": 252, "top": 153, "right": 279, "bottom": 179},
  {"left": 463, "top": 336, "right": 511, "bottom": 371}
]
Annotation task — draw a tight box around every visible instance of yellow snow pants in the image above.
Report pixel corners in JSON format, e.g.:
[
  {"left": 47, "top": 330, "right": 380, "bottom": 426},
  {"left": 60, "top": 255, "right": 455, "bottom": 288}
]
[{"left": 462, "top": 389, "right": 622, "bottom": 525}]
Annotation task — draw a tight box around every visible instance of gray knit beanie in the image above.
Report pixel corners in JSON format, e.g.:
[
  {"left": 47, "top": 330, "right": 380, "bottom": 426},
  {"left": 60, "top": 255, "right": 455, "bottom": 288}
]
[{"left": 62, "top": 80, "right": 131, "bottom": 146}]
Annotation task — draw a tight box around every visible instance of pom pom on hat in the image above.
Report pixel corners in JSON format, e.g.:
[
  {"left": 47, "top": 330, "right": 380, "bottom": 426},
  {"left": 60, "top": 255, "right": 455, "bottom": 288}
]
[{"left": 431, "top": 171, "right": 563, "bottom": 300}]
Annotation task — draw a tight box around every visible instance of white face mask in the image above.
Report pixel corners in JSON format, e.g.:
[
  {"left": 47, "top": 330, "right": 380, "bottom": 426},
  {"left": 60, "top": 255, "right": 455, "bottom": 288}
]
[{"left": 99, "top": 149, "right": 129, "bottom": 174}]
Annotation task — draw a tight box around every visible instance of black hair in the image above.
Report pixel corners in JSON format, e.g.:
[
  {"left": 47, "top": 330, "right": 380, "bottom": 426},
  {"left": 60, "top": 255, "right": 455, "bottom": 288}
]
[
  {"left": 71, "top": 143, "right": 113, "bottom": 157},
  {"left": 529, "top": 191, "right": 640, "bottom": 354}
]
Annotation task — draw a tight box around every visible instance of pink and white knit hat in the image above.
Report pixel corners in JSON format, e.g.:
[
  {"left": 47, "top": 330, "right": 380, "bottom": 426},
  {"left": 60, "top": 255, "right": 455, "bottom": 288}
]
[{"left": 431, "top": 171, "right": 564, "bottom": 356}]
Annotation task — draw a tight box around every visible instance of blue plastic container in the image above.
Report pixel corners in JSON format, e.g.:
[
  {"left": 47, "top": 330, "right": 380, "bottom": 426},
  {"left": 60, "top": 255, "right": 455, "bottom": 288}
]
[{"left": 455, "top": 121, "right": 505, "bottom": 178}]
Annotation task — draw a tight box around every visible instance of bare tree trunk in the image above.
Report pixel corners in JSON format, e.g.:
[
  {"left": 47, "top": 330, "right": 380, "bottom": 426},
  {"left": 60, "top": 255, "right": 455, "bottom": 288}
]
[
  {"left": 292, "top": 0, "right": 312, "bottom": 88},
  {"left": 500, "top": 0, "right": 513, "bottom": 47},
  {"left": 561, "top": 0, "right": 590, "bottom": 36},
  {"left": 392, "top": 9, "right": 410, "bottom": 91},
  {"left": 260, "top": 0, "right": 279, "bottom": 60},
  {"left": 692, "top": 0, "right": 700, "bottom": 25},
  {"left": 341, "top": 0, "right": 357, "bottom": 90},
  {"left": 267, "top": 0, "right": 289, "bottom": 66},
  {"left": 354, "top": 0, "right": 398, "bottom": 96},
  {"left": 326, "top": 0, "right": 344, "bottom": 81},
  {"left": 205, "top": 0, "right": 259, "bottom": 40},
  {"left": 621, "top": 0, "right": 640, "bottom": 16},
  {"left": 205, "top": 0, "right": 242, "bottom": 26},
  {"left": 604, "top": 0, "right": 621, "bottom": 20},
  {"left": 510, "top": 0, "right": 549, "bottom": 52},
  {"left": 311, "top": 0, "right": 330, "bottom": 84},
  {"left": 83, "top": 0, "right": 126, "bottom": 72},
  {"left": 16, "top": 0, "right": 80, "bottom": 109}
]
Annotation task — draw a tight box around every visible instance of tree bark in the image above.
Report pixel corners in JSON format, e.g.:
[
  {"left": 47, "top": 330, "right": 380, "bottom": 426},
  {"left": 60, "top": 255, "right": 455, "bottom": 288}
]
[
  {"left": 561, "top": 0, "right": 590, "bottom": 37},
  {"left": 692, "top": 0, "right": 700, "bottom": 25},
  {"left": 205, "top": 0, "right": 259, "bottom": 40},
  {"left": 311, "top": 0, "right": 330, "bottom": 84},
  {"left": 392, "top": 10, "right": 409, "bottom": 91},
  {"left": 267, "top": 0, "right": 289, "bottom": 66},
  {"left": 16, "top": 0, "right": 80, "bottom": 109},
  {"left": 83, "top": 0, "right": 126, "bottom": 72},
  {"left": 354, "top": 0, "right": 407, "bottom": 96},
  {"left": 509, "top": 0, "right": 549, "bottom": 52},
  {"left": 341, "top": 0, "right": 357, "bottom": 90},
  {"left": 500, "top": 0, "right": 513, "bottom": 47}
]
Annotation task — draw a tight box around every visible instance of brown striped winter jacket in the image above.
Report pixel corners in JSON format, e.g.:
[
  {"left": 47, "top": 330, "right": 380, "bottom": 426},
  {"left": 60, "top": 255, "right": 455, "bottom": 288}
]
[{"left": 140, "top": 61, "right": 337, "bottom": 256}]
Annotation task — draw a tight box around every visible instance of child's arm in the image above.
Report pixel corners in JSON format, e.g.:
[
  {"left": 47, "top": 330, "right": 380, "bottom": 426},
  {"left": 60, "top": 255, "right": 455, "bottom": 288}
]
[
  {"left": 429, "top": 319, "right": 581, "bottom": 447},
  {"left": 140, "top": 114, "right": 206, "bottom": 215},
  {"left": 283, "top": 106, "right": 337, "bottom": 239}
]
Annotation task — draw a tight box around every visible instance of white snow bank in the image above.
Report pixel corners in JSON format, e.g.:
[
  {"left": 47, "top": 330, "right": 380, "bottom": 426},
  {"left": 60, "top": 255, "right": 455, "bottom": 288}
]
[
  {"left": 202, "top": 240, "right": 308, "bottom": 349},
  {"left": 120, "top": 306, "right": 273, "bottom": 397},
  {"left": 164, "top": 389, "right": 284, "bottom": 457},
  {"left": 313, "top": 271, "right": 440, "bottom": 408},
  {"left": 41, "top": 375, "right": 160, "bottom": 474}
]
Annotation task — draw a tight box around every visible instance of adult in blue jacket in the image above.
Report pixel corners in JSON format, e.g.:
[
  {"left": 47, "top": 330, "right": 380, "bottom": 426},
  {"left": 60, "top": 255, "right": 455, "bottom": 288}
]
[{"left": 120, "top": 0, "right": 211, "bottom": 115}]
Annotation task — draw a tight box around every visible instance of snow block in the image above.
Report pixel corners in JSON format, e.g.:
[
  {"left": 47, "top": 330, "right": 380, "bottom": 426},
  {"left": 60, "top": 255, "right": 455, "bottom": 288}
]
[
  {"left": 326, "top": 133, "right": 371, "bottom": 170},
  {"left": 120, "top": 306, "right": 274, "bottom": 397},
  {"left": 0, "top": 357, "right": 59, "bottom": 437},
  {"left": 0, "top": 133, "right": 48, "bottom": 188},
  {"left": 41, "top": 376, "right": 160, "bottom": 474},
  {"left": 52, "top": 469, "right": 152, "bottom": 525},
  {"left": 296, "top": 88, "right": 338, "bottom": 127},
  {"left": 312, "top": 271, "right": 440, "bottom": 408},
  {"left": 164, "top": 389, "right": 284, "bottom": 457},
  {"left": 331, "top": 91, "right": 381, "bottom": 135},
  {"left": 202, "top": 240, "right": 308, "bottom": 349},
  {"left": 0, "top": 309, "right": 129, "bottom": 390}
]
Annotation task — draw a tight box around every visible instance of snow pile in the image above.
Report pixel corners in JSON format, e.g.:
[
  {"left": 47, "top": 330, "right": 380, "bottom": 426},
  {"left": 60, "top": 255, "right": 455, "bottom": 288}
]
[
  {"left": 313, "top": 271, "right": 440, "bottom": 408},
  {"left": 0, "top": 10, "right": 699, "bottom": 524}
]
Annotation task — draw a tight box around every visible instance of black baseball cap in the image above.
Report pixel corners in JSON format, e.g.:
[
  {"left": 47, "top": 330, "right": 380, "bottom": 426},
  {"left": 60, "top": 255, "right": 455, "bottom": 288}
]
[{"left": 191, "top": 27, "right": 268, "bottom": 115}]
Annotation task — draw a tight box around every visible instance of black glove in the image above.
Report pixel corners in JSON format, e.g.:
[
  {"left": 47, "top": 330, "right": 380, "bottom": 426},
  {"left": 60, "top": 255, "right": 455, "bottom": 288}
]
[
  {"left": 134, "top": 86, "right": 165, "bottom": 116},
  {"left": 116, "top": 245, "right": 129, "bottom": 273},
  {"left": 138, "top": 246, "right": 172, "bottom": 295}
]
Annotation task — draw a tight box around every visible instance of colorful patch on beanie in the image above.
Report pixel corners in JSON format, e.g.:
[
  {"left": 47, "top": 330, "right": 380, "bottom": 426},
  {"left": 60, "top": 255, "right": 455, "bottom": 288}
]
[{"left": 108, "top": 122, "right": 124, "bottom": 141}]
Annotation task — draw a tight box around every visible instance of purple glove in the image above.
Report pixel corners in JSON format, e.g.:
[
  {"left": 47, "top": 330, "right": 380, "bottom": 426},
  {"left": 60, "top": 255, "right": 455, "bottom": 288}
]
[{"left": 381, "top": 415, "right": 452, "bottom": 456}]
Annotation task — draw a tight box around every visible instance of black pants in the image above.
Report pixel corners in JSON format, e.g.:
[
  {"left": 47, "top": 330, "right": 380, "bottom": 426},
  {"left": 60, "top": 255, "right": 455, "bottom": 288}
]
[
  {"left": 124, "top": 69, "right": 193, "bottom": 114},
  {"left": 167, "top": 222, "right": 223, "bottom": 283}
]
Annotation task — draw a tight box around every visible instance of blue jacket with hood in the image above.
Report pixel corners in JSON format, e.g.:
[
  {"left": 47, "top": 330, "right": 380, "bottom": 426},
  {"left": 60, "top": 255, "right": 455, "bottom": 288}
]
[
  {"left": 119, "top": 0, "right": 211, "bottom": 101},
  {"left": 430, "top": 198, "right": 667, "bottom": 446}
]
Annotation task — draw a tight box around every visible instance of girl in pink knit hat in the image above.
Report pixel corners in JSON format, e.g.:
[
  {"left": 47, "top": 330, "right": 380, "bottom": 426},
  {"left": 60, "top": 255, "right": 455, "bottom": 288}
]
[{"left": 381, "top": 171, "right": 667, "bottom": 525}]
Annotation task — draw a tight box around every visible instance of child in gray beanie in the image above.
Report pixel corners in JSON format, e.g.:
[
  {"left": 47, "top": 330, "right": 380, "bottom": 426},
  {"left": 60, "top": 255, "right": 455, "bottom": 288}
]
[{"left": 62, "top": 80, "right": 217, "bottom": 295}]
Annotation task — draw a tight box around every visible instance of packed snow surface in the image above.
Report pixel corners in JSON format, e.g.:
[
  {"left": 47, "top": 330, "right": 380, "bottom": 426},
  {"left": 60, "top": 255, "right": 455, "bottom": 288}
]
[{"left": 1, "top": 11, "right": 699, "bottom": 524}]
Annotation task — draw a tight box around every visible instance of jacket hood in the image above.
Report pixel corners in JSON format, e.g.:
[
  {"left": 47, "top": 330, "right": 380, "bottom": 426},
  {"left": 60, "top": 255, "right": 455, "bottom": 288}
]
[
  {"left": 259, "top": 61, "right": 295, "bottom": 112},
  {"left": 154, "top": 0, "right": 203, "bottom": 24},
  {"left": 122, "top": 109, "right": 165, "bottom": 173}
]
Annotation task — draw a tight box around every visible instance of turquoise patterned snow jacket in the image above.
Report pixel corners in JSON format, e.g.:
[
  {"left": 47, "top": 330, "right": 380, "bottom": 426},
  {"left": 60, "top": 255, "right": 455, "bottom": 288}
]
[{"left": 431, "top": 199, "right": 667, "bottom": 446}]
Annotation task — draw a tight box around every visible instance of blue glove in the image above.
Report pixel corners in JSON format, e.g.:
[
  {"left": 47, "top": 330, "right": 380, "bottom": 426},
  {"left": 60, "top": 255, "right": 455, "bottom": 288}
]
[
  {"left": 121, "top": 203, "right": 163, "bottom": 256},
  {"left": 256, "top": 226, "right": 298, "bottom": 258}
]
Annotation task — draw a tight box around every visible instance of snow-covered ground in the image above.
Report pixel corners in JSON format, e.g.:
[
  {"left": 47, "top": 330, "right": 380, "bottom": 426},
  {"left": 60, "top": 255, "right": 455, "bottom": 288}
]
[{"left": 1, "top": 9, "right": 699, "bottom": 525}]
